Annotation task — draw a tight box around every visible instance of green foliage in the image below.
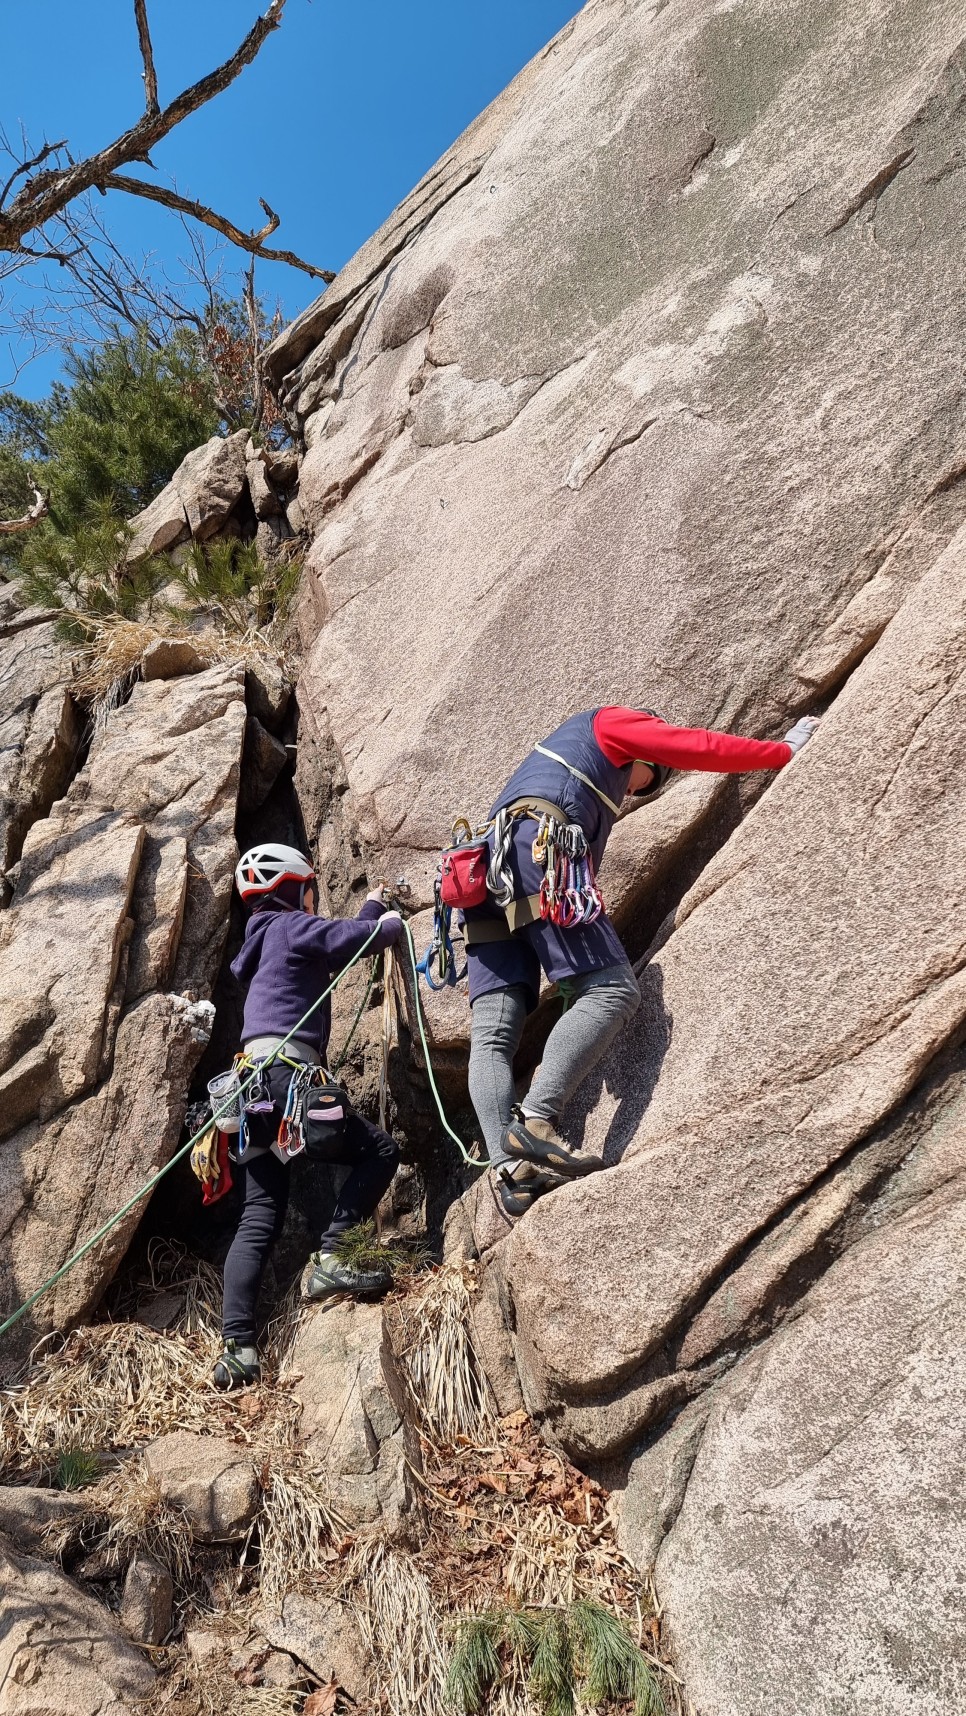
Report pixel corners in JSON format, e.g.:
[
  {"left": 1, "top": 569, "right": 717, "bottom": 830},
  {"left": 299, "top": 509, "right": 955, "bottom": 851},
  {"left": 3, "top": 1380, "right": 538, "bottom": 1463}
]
[
  {"left": 44, "top": 332, "right": 218, "bottom": 526},
  {"left": 18, "top": 501, "right": 170, "bottom": 635},
  {"left": 445, "top": 1600, "right": 665, "bottom": 1716},
  {"left": 445, "top": 1615, "right": 503, "bottom": 1713},
  {"left": 1, "top": 326, "right": 219, "bottom": 606},
  {"left": 170, "top": 537, "right": 301, "bottom": 635},
  {"left": 53, "top": 1446, "right": 102, "bottom": 1490},
  {"left": 332, "top": 1220, "right": 429, "bottom": 1281}
]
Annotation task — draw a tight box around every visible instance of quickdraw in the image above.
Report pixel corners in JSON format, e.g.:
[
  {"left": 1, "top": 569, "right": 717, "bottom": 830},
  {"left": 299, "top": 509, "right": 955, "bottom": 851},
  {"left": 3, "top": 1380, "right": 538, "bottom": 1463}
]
[{"left": 532, "top": 814, "right": 603, "bottom": 927}]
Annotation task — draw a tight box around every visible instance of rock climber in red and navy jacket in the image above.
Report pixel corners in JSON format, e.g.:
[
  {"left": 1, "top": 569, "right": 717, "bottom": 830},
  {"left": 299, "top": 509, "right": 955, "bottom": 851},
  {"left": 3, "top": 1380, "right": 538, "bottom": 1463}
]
[{"left": 465, "top": 705, "right": 818, "bottom": 1218}]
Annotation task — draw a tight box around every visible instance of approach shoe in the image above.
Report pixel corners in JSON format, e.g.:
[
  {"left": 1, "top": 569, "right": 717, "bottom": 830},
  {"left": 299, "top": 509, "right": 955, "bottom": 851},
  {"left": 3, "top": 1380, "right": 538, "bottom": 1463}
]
[
  {"left": 502, "top": 1110, "right": 605, "bottom": 1178},
  {"left": 212, "top": 1340, "right": 261, "bottom": 1391},
  {"left": 303, "top": 1251, "right": 391, "bottom": 1301},
  {"left": 497, "top": 1159, "right": 569, "bottom": 1220}
]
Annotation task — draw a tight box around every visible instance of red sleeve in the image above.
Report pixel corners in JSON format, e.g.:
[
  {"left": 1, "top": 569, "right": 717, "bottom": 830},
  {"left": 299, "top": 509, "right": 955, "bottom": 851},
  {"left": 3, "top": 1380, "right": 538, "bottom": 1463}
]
[{"left": 593, "top": 707, "right": 792, "bottom": 773}]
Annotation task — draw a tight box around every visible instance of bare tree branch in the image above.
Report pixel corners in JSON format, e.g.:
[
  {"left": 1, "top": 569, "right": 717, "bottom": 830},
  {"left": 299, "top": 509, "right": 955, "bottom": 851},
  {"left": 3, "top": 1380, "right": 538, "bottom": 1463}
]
[
  {"left": 0, "top": 1, "right": 295, "bottom": 248},
  {"left": 101, "top": 174, "right": 333, "bottom": 280},
  {"left": 0, "top": 487, "right": 48, "bottom": 536},
  {"left": 0, "top": 138, "right": 68, "bottom": 213},
  {"left": 133, "top": 0, "right": 160, "bottom": 115}
]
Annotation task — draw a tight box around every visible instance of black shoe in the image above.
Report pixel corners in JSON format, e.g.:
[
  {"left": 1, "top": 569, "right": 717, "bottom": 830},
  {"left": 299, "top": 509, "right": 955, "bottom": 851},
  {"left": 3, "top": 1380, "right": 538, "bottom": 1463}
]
[
  {"left": 303, "top": 1252, "right": 391, "bottom": 1301},
  {"left": 213, "top": 1340, "right": 261, "bottom": 1390},
  {"left": 502, "top": 1110, "right": 605, "bottom": 1178},
  {"left": 497, "top": 1160, "right": 568, "bottom": 1219}
]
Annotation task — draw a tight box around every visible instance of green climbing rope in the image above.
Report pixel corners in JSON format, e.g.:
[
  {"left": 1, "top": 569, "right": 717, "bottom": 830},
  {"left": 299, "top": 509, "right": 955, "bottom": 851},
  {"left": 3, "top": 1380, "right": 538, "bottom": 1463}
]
[
  {"left": 331, "top": 953, "right": 381, "bottom": 1072},
  {"left": 0, "top": 913, "right": 483, "bottom": 1347}
]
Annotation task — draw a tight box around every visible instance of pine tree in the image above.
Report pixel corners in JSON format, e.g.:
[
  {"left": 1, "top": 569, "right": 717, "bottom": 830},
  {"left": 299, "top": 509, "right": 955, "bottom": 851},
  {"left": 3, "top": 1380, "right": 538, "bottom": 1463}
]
[{"left": 1, "top": 327, "right": 219, "bottom": 609}]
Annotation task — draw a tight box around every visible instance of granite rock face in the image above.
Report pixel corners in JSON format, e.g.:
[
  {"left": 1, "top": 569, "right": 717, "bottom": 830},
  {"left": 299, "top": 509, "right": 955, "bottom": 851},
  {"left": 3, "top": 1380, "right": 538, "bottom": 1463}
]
[
  {"left": 0, "top": 654, "right": 245, "bottom": 1374},
  {"left": 505, "top": 523, "right": 966, "bottom": 1449},
  {"left": 288, "top": 1297, "right": 420, "bottom": 1537},
  {"left": 144, "top": 1433, "right": 258, "bottom": 1543},
  {"left": 260, "top": 1, "right": 966, "bottom": 1708},
  {"left": 0, "top": 607, "right": 81, "bottom": 902},
  {"left": 655, "top": 1185, "right": 966, "bottom": 1716},
  {"left": 266, "top": 0, "right": 966, "bottom": 911}
]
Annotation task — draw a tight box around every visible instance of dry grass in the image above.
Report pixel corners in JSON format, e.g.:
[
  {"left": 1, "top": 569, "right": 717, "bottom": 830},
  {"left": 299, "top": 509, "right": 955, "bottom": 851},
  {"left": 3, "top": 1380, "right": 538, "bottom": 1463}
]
[
  {"left": 346, "top": 1540, "right": 450, "bottom": 1716},
  {"left": 110, "top": 1237, "right": 224, "bottom": 1340},
  {"left": 258, "top": 1464, "right": 348, "bottom": 1609},
  {"left": 0, "top": 1322, "right": 219, "bottom": 1476},
  {"left": 390, "top": 1262, "right": 497, "bottom": 1447},
  {"left": 69, "top": 613, "right": 292, "bottom": 728},
  {"left": 95, "top": 1456, "right": 196, "bottom": 1588}
]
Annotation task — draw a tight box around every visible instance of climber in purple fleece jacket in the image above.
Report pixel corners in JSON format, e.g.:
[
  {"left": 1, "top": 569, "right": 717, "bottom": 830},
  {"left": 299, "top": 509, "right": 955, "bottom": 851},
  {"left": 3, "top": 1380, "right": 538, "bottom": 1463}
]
[
  {"left": 213, "top": 842, "right": 405, "bottom": 1392},
  {"left": 231, "top": 889, "right": 400, "bottom": 1055}
]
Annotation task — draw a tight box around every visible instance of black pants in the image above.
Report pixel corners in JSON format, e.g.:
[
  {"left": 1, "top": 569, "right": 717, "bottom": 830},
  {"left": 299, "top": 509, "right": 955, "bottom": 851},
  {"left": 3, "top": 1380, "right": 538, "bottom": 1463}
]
[{"left": 221, "top": 1109, "right": 399, "bottom": 1343}]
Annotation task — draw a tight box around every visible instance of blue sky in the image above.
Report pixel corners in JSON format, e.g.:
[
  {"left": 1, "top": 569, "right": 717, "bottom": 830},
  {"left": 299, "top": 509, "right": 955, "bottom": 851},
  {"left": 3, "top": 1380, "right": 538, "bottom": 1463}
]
[{"left": 0, "top": 0, "right": 579, "bottom": 395}]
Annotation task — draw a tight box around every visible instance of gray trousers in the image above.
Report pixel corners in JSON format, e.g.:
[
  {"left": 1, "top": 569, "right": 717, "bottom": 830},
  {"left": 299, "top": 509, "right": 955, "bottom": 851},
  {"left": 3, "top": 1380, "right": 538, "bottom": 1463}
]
[{"left": 467, "top": 963, "right": 641, "bottom": 1165}]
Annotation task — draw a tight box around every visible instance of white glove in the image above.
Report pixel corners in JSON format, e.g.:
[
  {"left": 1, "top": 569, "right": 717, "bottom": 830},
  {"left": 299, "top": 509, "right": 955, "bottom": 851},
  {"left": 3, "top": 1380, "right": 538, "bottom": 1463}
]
[{"left": 783, "top": 715, "right": 820, "bottom": 755}]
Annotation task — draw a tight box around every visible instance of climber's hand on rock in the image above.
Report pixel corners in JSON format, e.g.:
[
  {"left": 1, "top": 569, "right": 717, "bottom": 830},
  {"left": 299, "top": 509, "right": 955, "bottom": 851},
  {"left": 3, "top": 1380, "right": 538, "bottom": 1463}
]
[
  {"left": 367, "top": 883, "right": 390, "bottom": 905},
  {"left": 379, "top": 909, "right": 404, "bottom": 944},
  {"left": 784, "top": 715, "right": 820, "bottom": 755}
]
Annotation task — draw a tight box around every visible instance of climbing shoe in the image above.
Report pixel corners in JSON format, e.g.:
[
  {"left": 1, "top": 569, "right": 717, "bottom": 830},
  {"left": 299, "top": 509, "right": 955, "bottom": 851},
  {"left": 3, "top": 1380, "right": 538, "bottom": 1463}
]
[
  {"left": 212, "top": 1340, "right": 261, "bottom": 1391},
  {"left": 497, "top": 1159, "right": 569, "bottom": 1219},
  {"left": 303, "top": 1252, "right": 391, "bottom": 1301},
  {"left": 502, "top": 1110, "right": 605, "bottom": 1178}
]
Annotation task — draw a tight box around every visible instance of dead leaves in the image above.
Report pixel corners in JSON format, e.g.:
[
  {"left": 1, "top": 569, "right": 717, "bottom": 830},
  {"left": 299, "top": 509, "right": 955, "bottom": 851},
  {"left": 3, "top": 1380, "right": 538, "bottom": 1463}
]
[{"left": 303, "top": 1680, "right": 340, "bottom": 1716}]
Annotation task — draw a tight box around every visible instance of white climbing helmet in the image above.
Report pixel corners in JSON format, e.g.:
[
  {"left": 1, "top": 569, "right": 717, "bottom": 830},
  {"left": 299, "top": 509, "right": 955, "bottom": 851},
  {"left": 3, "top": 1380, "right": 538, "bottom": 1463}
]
[{"left": 235, "top": 843, "right": 315, "bottom": 901}]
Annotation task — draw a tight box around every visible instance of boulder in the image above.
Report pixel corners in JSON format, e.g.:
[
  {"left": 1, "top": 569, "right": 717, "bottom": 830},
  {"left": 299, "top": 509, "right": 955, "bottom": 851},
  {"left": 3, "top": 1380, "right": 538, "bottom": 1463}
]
[
  {"left": 239, "top": 715, "right": 289, "bottom": 813},
  {"left": 144, "top": 1432, "right": 258, "bottom": 1543},
  {"left": 0, "top": 1486, "right": 90, "bottom": 1558},
  {"left": 245, "top": 659, "right": 292, "bottom": 733},
  {"left": 0, "top": 617, "right": 81, "bottom": 895},
  {"left": 288, "top": 1298, "right": 419, "bottom": 1536},
  {"left": 255, "top": 1592, "right": 367, "bottom": 1701},
  {"left": 0, "top": 661, "right": 244, "bottom": 1368},
  {"left": 504, "top": 522, "right": 966, "bottom": 1454},
  {"left": 120, "top": 1550, "right": 173, "bottom": 1646},
  {"left": 125, "top": 483, "right": 190, "bottom": 561},
  {"left": 140, "top": 636, "right": 205, "bottom": 680},
  {"left": 0, "top": 1531, "right": 155, "bottom": 1715},
  {"left": 0, "top": 992, "right": 214, "bottom": 1373},
  {"left": 171, "top": 430, "right": 249, "bottom": 541},
  {"left": 246, "top": 451, "right": 284, "bottom": 519}
]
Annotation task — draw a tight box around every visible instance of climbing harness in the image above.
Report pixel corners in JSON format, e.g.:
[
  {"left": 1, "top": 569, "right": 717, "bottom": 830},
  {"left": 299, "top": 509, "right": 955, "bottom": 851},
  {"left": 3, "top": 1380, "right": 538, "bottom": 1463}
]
[{"left": 0, "top": 914, "right": 482, "bottom": 1348}]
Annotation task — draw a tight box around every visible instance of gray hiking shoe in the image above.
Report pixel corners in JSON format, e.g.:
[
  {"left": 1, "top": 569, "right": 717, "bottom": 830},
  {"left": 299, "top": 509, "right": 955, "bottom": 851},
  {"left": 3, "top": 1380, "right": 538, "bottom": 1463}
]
[
  {"left": 497, "top": 1159, "right": 569, "bottom": 1219},
  {"left": 502, "top": 1110, "right": 605, "bottom": 1178},
  {"left": 304, "top": 1251, "right": 391, "bottom": 1301},
  {"left": 213, "top": 1340, "right": 261, "bottom": 1391}
]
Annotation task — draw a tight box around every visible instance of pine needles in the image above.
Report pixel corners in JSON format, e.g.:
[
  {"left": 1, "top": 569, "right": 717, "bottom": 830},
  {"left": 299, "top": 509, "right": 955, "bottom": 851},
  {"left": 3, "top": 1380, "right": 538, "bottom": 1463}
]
[
  {"left": 52, "top": 1446, "right": 102, "bottom": 1489},
  {"left": 445, "top": 1601, "right": 665, "bottom": 1716},
  {"left": 332, "top": 1219, "right": 428, "bottom": 1281}
]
